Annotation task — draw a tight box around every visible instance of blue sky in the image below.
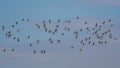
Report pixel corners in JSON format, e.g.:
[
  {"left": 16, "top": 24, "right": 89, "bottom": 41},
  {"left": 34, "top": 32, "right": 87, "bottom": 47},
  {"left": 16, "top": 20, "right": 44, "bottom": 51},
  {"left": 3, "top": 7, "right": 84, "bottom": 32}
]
[{"left": 0, "top": 0, "right": 120, "bottom": 68}]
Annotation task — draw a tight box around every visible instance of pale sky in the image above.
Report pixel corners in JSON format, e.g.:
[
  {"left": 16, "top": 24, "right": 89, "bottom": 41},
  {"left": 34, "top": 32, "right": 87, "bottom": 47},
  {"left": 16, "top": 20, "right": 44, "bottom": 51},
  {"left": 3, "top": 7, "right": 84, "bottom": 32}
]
[{"left": 0, "top": 0, "right": 120, "bottom": 68}]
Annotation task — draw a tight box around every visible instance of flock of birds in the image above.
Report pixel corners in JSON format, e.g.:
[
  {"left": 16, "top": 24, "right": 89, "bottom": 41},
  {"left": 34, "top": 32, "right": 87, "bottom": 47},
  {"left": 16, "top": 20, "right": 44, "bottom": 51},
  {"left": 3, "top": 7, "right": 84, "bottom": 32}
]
[{"left": 0, "top": 17, "right": 117, "bottom": 55}]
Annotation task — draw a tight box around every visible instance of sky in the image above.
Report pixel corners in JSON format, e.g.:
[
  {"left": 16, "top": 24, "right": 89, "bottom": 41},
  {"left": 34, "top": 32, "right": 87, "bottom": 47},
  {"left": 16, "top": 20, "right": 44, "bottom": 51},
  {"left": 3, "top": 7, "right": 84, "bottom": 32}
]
[{"left": 0, "top": 0, "right": 120, "bottom": 68}]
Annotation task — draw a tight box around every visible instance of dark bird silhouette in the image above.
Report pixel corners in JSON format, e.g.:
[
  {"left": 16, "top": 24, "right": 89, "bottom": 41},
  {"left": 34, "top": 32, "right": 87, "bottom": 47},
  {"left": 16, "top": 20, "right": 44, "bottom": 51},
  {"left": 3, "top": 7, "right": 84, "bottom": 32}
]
[
  {"left": 42, "top": 20, "right": 46, "bottom": 23},
  {"left": 84, "top": 21, "right": 87, "bottom": 24},
  {"left": 92, "top": 42, "right": 95, "bottom": 46},
  {"left": 49, "top": 20, "right": 51, "bottom": 23},
  {"left": 54, "top": 29, "right": 57, "bottom": 32},
  {"left": 52, "top": 32, "right": 55, "bottom": 34},
  {"left": 12, "top": 25, "right": 15, "bottom": 28},
  {"left": 29, "top": 43, "right": 32, "bottom": 47},
  {"left": 44, "top": 50, "right": 46, "bottom": 54},
  {"left": 102, "top": 21, "right": 105, "bottom": 25},
  {"left": 36, "top": 24, "right": 40, "bottom": 29},
  {"left": 2, "top": 25, "right": 5, "bottom": 30},
  {"left": 95, "top": 23, "right": 98, "bottom": 28},
  {"left": 3, "top": 49, "right": 6, "bottom": 53},
  {"left": 80, "top": 29, "right": 82, "bottom": 32},
  {"left": 12, "top": 49, "right": 15, "bottom": 52},
  {"left": 17, "top": 29, "right": 20, "bottom": 32},
  {"left": 71, "top": 46, "right": 74, "bottom": 48},
  {"left": 17, "top": 38, "right": 20, "bottom": 42},
  {"left": 57, "top": 19, "right": 60, "bottom": 23},
  {"left": 27, "top": 35, "right": 30, "bottom": 39},
  {"left": 27, "top": 19, "right": 30, "bottom": 22},
  {"left": 57, "top": 40, "right": 61, "bottom": 43},
  {"left": 111, "top": 24, "right": 113, "bottom": 27},
  {"left": 37, "top": 40, "right": 39, "bottom": 44},
  {"left": 80, "top": 48, "right": 82, "bottom": 52},
  {"left": 48, "top": 30, "right": 52, "bottom": 33},
  {"left": 56, "top": 25, "right": 59, "bottom": 28},
  {"left": 67, "top": 28, "right": 70, "bottom": 31},
  {"left": 49, "top": 38, "right": 51, "bottom": 41},
  {"left": 22, "top": 19, "right": 25, "bottom": 21},
  {"left": 104, "top": 41, "right": 107, "bottom": 44},
  {"left": 68, "top": 20, "right": 70, "bottom": 23},
  {"left": 45, "top": 28, "right": 47, "bottom": 32},
  {"left": 33, "top": 50, "right": 36, "bottom": 54},
  {"left": 13, "top": 37, "right": 16, "bottom": 40},
  {"left": 76, "top": 16, "right": 79, "bottom": 19},
  {"left": 38, "top": 25, "right": 40, "bottom": 29},
  {"left": 41, "top": 50, "right": 46, "bottom": 54},
  {"left": 62, "top": 32, "right": 64, "bottom": 36},
  {"left": 108, "top": 19, "right": 111, "bottom": 22},
  {"left": 16, "top": 22, "right": 18, "bottom": 25}
]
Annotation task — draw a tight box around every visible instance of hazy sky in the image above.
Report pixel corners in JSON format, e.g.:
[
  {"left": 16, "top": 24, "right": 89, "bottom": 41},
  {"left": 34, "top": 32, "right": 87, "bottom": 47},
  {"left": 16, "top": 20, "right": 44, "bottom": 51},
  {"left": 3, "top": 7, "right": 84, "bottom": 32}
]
[{"left": 0, "top": 0, "right": 120, "bottom": 68}]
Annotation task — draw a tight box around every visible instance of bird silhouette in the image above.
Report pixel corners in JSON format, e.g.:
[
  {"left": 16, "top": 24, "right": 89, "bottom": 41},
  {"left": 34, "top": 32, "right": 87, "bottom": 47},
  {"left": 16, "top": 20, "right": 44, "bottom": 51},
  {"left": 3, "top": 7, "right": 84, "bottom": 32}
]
[
  {"left": 2, "top": 26, "right": 5, "bottom": 31},
  {"left": 80, "top": 48, "right": 82, "bottom": 52},
  {"left": 33, "top": 50, "right": 36, "bottom": 54},
  {"left": 12, "top": 49, "right": 15, "bottom": 52},
  {"left": 3, "top": 49, "right": 6, "bottom": 53}
]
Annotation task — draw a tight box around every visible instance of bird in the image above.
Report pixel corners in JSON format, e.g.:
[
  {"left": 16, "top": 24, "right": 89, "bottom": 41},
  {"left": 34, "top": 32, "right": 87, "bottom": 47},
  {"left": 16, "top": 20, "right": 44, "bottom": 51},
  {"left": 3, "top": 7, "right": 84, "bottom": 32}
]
[
  {"left": 71, "top": 46, "right": 74, "bottom": 48},
  {"left": 3, "top": 49, "right": 6, "bottom": 53},
  {"left": 36, "top": 24, "right": 40, "bottom": 29},
  {"left": 84, "top": 21, "right": 87, "bottom": 24},
  {"left": 114, "top": 38, "right": 117, "bottom": 40},
  {"left": 36, "top": 40, "right": 39, "bottom": 44},
  {"left": 49, "top": 38, "right": 51, "bottom": 41},
  {"left": 41, "top": 50, "right": 46, "bottom": 54},
  {"left": 52, "top": 32, "right": 55, "bottom": 34},
  {"left": 104, "top": 41, "right": 107, "bottom": 44},
  {"left": 45, "top": 28, "right": 47, "bottom": 32},
  {"left": 68, "top": 20, "right": 70, "bottom": 23},
  {"left": 42, "top": 20, "right": 45, "bottom": 23},
  {"left": 22, "top": 19, "right": 25, "bottom": 21},
  {"left": 62, "top": 32, "right": 64, "bottom": 36},
  {"left": 43, "top": 50, "right": 46, "bottom": 54},
  {"left": 110, "top": 24, "right": 113, "bottom": 27},
  {"left": 80, "top": 48, "right": 82, "bottom": 52},
  {"left": 82, "top": 43, "right": 85, "bottom": 45},
  {"left": 11, "top": 49, "right": 15, "bottom": 52},
  {"left": 27, "top": 35, "right": 30, "bottom": 39},
  {"left": 50, "top": 40, "right": 53, "bottom": 44},
  {"left": 29, "top": 43, "right": 32, "bottom": 47},
  {"left": 49, "top": 20, "right": 51, "bottom": 23},
  {"left": 33, "top": 50, "right": 36, "bottom": 54},
  {"left": 57, "top": 19, "right": 60, "bottom": 23},
  {"left": 92, "top": 42, "right": 95, "bottom": 46},
  {"left": 2, "top": 25, "right": 5, "bottom": 30},
  {"left": 76, "top": 16, "right": 79, "bottom": 19},
  {"left": 102, "top": 21, "right": 105, "bottom": 25},
  {"left": 13, "top": 37, "right": 16, "bottom": 40},
  {"left": 54, "top": 29, "right": 57, "bottom": 32},
  {"left": 17, "top": 29, "right": 20, "bottom": 32},
  {"left": 27, "top": 19, "right": 30, "bottom": 22},
  {"left": 80, "top": 29, "right": 82, "bottom": 32},
  {"left": 56, "top": 25, "right": 59, "bottom": 28},
  {"left": 80, "top": 40, "right": 83, "bottom": 43},
  {"left": 95, "top": 23, "right": 98, "bottom": 28},
  {"left": 67, "top": 28, "right": 70, "bottom": 31},
  {"left": 48, "top": 30, "right": 52, "bottom": 33},
  {"left": 108, "top": 19, "right": 111, "bottom": 22},
  {"left": 11, "top": 25, "right": 15, "bottom": 28},
  {"left": 16, "top": 22, "right": 18, "bottom": 25},
  {"left": 17, "top": 38, "right": 20, "bottom": 42},
  {"left": 57, "top": 40, "right": 61, "bottom": 43}
]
